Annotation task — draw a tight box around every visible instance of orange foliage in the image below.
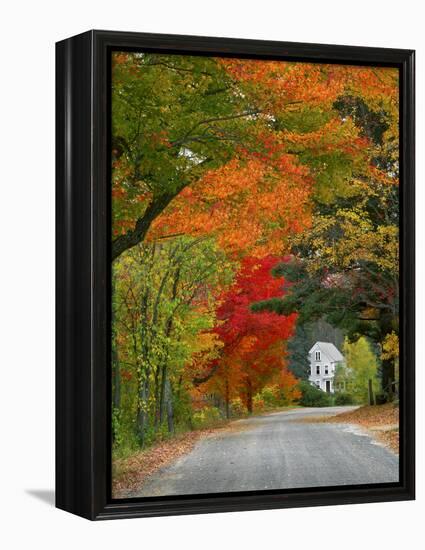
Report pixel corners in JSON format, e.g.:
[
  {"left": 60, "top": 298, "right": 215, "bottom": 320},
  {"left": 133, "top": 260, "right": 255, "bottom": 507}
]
[
  {"left": 149, "top": 154, "right": 312, "bottom": 256},
  {"left": 219, "top": 60, "right": 346, "bottom": 112},
  {"left": 219, "top": 59, "right": 398, "bottom": 113},
  {"left": 276, "top": 367, "right": 302, "bottom": 402}
]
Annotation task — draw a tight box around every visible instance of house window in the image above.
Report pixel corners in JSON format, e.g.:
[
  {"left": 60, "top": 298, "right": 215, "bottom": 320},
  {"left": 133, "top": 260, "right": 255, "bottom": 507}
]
[
  {"left": 316, "top": 365, "right": 320, "bottom": 375},
  {"left": 315, "top": 381, "right": 321, "bottom": 388},
  {"left": 315, "top": 351, "right": 321, "bottom": 361},
  {"left": 325, "top": 365, "right": 329, "bottom": 375}
]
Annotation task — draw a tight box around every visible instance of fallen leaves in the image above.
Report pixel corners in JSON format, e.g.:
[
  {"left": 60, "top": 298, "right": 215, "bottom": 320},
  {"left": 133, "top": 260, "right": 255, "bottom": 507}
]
[
  {"left": 112, "top": 430, "right": 210, "bottom": 498},
  {"left": 324, "top": 403, "right": 399, "bottom": 454},
  {"left": 112, "top": 419, "right": 251, "bottom": 498}
]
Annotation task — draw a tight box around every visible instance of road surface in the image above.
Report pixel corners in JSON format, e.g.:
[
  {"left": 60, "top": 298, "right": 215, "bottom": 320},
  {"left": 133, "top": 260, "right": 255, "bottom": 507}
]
[{"left": 132, "top": 406, "right": 399, "bottom": 497}]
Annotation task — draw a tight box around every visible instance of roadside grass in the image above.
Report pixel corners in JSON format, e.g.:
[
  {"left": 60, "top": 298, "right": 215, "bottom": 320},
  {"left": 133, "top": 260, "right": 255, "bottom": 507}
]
[{"left": 301, "top": 403, "right": 399, "bottom": 454}]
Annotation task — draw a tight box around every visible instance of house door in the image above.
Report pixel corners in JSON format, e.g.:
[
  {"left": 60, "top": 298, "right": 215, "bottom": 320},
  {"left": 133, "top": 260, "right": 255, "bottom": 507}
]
[{"left": 326, "top": 380, "right": 331, "bottom": 393}]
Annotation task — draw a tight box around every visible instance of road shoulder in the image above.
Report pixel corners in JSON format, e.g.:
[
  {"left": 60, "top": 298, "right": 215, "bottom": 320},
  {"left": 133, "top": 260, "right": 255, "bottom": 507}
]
[{"left": 293, "top": 403, "right": 399, "bottom": 454}]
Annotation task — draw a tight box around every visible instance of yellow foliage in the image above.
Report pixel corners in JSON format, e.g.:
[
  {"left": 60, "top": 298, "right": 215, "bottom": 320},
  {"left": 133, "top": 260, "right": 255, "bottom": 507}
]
[{"left": 381, "top": 332, "right": 399, "bottom": 361}]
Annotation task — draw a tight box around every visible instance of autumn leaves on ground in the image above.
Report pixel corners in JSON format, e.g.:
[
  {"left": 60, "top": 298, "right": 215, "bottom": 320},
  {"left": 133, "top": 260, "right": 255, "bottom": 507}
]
[
  {"left": 296, "top": 403, "right": 400, "bottom": 453},
  {"left": 111, "top": 53, "right": 400, "bottom": 497}
]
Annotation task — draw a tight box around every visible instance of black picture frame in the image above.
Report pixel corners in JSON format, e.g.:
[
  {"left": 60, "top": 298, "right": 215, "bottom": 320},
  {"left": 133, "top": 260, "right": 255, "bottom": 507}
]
[{"left": 56, "top": 29, "right": 415, "bottom": 521}]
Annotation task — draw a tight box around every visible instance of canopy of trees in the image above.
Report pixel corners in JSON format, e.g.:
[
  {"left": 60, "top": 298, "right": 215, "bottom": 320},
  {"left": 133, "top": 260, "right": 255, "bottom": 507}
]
[{"left": 111, "top": 51, "right": 399, "bottom": 453}]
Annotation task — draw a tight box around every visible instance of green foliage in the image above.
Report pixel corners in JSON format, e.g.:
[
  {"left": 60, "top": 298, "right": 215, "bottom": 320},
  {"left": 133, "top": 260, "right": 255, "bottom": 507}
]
[
  {"left": 302, "top": 151, "right": 357, "bottom": 203},
  {"left": 254, "top": 384, "right": 296, "bottom": 409},
  {"left": 112, "top": 52, "right": 263, "bottom": 249},
  {"left": 142, "top": 423, "right": 170, "bottom": 447},
  {"left": 171, "top": 389, "right": 195, "bottom": 430},
  {"left": 286, "top": 324, "right": 311, "bottom": 380},
  {"left": 335, "top": 337, "right": 379, "bottom": 404},
  {"left": 297, "top": 380, "right": 333, "bottom": 407},
  {"left": 112, "top": 408, "right": 123, "bottom": 447},
  {"left": 259, "top": 386, "right": 279, "bottom": 407},
  {"left": 192, "top": 406, "right": 223, "bottom": 429},
  {"left": 112, "top": 235, "right": 234, "bottom": 451},
  {"left": 275, "top": 106, "right": 333, "bottom": 134},
  {"left": 334, "top": 392, "right": 355, "bottom": 405},
  {"left": 334, "top": 96, "right": 390, "bottom": 147},
  {"left": 111, "top": 407, "right": 141, "bottom": 459}
]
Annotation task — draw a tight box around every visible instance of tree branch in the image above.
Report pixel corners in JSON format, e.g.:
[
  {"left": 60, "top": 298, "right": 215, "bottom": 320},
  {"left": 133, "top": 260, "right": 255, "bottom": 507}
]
[
  {"left": 192, "top": 362, "right": 221, "bottom": 386},
  {"left": 112, "top": 192, "right": 178, "bottom": 261}
]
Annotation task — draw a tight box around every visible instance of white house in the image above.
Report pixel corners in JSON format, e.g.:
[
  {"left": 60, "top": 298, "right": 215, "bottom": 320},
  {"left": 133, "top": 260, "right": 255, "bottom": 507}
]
[{"left": 308, "top": 342, "right": 345, "bottom": 393}]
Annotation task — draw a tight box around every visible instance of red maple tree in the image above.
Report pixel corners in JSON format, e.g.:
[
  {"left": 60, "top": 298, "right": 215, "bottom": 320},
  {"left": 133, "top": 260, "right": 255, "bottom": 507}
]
[{"left": 201, "top": 256, "right": 297, "bottom": 413}]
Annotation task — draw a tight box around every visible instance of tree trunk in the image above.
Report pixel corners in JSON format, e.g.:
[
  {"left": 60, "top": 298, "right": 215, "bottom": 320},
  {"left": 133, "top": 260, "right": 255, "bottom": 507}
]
[
  {"left": 111, "top": 273, "right": 121, "bottom": 413},
  {"left": 381, "top": 357, "right": 395, "bottom": 401},
  {"left": 154, "top": 367, "right": 161, "bottom": 428},
  {"left": 159, "top": 363, "right": 167, "bottom": 425},
  {"left": 112, "top": 346, "right": 121, "bottom": 411},
  {"left": 136, "top": 376, "right": 150, "bottom": 446},
  {"left": 137, "top": 282, "right": 151, "bottom": 445},
  {"left": 192, "top": 361, "right": 220, "bottom": 386},
  {"left": 112, "top": 192, "right": 180, "bottom": 261},
  {"left": 164, "top": 376, "right": 174, "bottom": 434},
  {"left": 246, "top": 378, "right": 253, "bottom": 414},
  {"left": 368, "top": 379, "right": 375, "bottom": 406},
  {"left": 225, "top": 378, "right": 230, "bottom": 419},
  {"left": 156, "top": 270, "right": 179, "bottom": 428}
]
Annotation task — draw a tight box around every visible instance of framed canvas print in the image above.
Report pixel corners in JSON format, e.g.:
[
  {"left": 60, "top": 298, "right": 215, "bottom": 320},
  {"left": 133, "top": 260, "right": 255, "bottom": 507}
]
[{"left": 56, "top": 30, "right": 415, "bottom": 520}]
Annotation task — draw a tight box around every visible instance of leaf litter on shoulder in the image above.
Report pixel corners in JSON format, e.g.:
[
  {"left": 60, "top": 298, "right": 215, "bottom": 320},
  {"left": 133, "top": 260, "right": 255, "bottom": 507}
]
[
  {"left": 112, "top": 419, "right": 257, "bottom": 498},
  {"left": 291, "top": 403, "right": 399, "bottom": 454}
]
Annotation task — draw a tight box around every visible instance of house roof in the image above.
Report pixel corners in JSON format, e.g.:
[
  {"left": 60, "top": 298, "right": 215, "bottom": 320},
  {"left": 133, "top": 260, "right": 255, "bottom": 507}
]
[{"left": 309, "top": 341, "right": 344, "bottom": 362}]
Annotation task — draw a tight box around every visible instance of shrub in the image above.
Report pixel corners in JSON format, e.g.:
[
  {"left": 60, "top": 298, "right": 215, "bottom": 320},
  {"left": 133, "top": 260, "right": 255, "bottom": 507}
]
[
  {"left": 112, "top": 408, "right": 123, "bottom": 447},
  {"left": 253, "top": 394, "right": 265, "bottom": 412},
  {"left": 192, "top": 406, "right": 223, "bottom": 429},
  {"left": 334, "top": 392, "right": 355, "bottom": 405},
  {"left": 260, "top": 385, "right": 279, "bottom": 407},
  {"left": 230, "top": 398, "right": 246, "bottom": 417},
  {"left": 297, "top": 380, "right": 333, "bottom": 407},
  {"left": 173, "top": 391, "right": 194, "bottom": 429},
  {"left": 375, "top": 393, "right": 387, "bottom": 405},
  {"left": 111, "top": 408, "right": 141, "bottom": 458},
  {"left": 143, "top": 423, "right": 169, "bottom": 447}
]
